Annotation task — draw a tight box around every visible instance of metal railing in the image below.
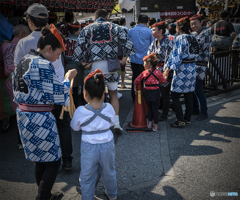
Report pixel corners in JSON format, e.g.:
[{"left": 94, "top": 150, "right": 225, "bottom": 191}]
[{"left": 204, "top": 50, "right": 240, "bottom": 96}]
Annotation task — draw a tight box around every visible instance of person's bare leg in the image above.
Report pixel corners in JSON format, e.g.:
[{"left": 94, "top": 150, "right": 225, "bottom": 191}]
[
  {"left": 108, "top": 89, "right": 122, "bottom": 131},
  {"left": 108, "top": 90, "right": 119, "bottom": 115},
  {"left": 121, "top": 71, "right": 125, "bottom": 88}
]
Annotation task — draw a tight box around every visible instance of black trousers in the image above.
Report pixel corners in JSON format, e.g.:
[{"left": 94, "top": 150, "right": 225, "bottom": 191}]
[
  {"left": 171, "top": 92, "right": 193, "bottom": 122},
  {"left": 72, "top": 86, "right": 79, "bottom": 108},
  {"left": 52, "top": 105, "right": 73, "bottom": 164},
  {"left": 144, "top": 89, "right": 160, "bottom": 124},
  {"left": 160, "top": 86, "right": 171, "bottom": 117},
  {"left": 131, "top": 63, "right": 144, "bottom": 100},
  {"left": 35, "top": 158, "right": 61, "bottom": 200}
]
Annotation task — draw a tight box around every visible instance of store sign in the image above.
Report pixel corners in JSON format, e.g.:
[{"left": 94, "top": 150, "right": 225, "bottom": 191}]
[
  {"left": 141, "top": 7, "right": 148, "bottom": 10},
  {"left": 160, "top": 10, "right": 193, "bottom": 19}
]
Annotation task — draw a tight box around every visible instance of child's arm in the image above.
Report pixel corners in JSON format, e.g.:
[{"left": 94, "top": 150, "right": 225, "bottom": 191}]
[
  {"left": 70, "top": 108, "right": 82, "bottom": 131},
  {"left": 107, "top": 103, "right": 116, "bottom": 126},
  {"left": 133, "top": 72, "right": 144, "bottom": 94}
]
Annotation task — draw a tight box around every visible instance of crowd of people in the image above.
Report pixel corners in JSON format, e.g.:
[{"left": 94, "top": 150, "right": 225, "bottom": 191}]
[{"left": 0, "top": 3, "right": 240, "bottom": 200}]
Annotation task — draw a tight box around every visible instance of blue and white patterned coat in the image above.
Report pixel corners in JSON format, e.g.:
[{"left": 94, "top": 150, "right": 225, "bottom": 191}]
[
  {"left": 192, "top": 26, "right": 212, "bottom": 80},
  {"left": 73, "top": 17, "right": 136, "bottom": 63},
  {"left": 12, "top": 50, "right": 70, "bottom": 162},
  {"left": 147, "top": 35, "right": 173, "bottom": 87},
  {"left": 165, "top": 34, "right": 199, "bottom": 93}
]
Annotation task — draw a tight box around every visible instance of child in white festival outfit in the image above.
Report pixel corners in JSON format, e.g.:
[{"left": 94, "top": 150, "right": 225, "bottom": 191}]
[{"left": 70, "top": 69, "right": 117, "bottom": 200}]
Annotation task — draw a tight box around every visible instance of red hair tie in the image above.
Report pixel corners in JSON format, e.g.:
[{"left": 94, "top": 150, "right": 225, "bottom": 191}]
[
  {"left": 143, "top": 52, "right": 156, "bottom": 61},
  {"left": 49, "top": 24, "right": 67, "bottom": 51},
  {"left": 190, "top": 14, "right": 201, "bottom": 21},
  {"left": 84, "top": 69, "right": 105, "bottom": 83},
  {"left": 67, "top": 23, "right": 81, "bottom": 28},
  {"left": 152, "top": 21, "right": 165, "bottom": 27}
]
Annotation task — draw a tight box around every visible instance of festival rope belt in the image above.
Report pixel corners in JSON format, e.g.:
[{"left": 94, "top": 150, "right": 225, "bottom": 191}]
[{"left": 59, "top": 78, "right": 76, "bottom": 119}]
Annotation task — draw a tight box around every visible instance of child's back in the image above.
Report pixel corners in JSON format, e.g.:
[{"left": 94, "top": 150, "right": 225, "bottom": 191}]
[
  {"left": 71, "top": 102, "right": 115, "bottom": 143},
  {"left": 70, "top": 69, "right": 118, "bottom": 200}
]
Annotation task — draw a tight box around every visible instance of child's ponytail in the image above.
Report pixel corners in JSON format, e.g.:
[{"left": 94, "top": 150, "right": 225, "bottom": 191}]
[
  {"left": 145, "top": 54, "right": 158, "bottom": 70},
  {"left": 94, "top": 73, "right": 104, "bottom": 85},
  {"left": 84, "top": 72, "right": 105, "bottom": 100}
]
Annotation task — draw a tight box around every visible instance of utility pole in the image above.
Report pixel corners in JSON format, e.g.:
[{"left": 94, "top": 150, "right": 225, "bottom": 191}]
[
  {"left": 133, "top": 5, "right": 135, "bottom": 22},
  {"left": 135, "top": 0, "right": 140, "bottom": 23}
]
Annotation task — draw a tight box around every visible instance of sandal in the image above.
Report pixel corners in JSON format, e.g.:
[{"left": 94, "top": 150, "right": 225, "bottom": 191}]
[
  {"left": 147, "top": 120, "right": 152, "bottom": 129},
  {"left": 170, "top": 120, "right": 185, "bottom": 128}
]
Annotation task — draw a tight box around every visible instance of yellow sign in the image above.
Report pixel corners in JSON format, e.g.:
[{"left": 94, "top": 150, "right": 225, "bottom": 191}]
[
  {"left": 138, "top": 90, "right": 141, "bottom": 104},
  {"left": 112, "top": 3, "right": 120, "bottom": 13}
]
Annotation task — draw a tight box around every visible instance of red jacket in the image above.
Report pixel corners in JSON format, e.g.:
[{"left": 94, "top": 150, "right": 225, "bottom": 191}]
[{"left": 134, "top": 68, "right": 167, "bottom": 90}]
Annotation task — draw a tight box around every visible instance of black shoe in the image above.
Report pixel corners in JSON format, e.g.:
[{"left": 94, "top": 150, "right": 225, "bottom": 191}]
[
  {"left": 50, "top": 192, "right": 63, "bottom": 200},
  {"left": 159, "top": 115, "right": 168, "bottom": 121},
  {"left": 196, "top": 113, "right": 208, "bottom": 121},
  {"left": 62, "top": 162, "right": 72, "bottom": 171},
  {"left": 170, "top": 120, "right": 185, "bottom": 128}
]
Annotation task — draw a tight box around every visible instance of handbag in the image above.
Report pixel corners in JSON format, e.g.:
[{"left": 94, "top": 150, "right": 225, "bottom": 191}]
[
  {"left": 212, "top": 23, "right": 232, "bottom": 49},
  {"left": 107, "top": 57, "right": 121, "bottom": 72}
]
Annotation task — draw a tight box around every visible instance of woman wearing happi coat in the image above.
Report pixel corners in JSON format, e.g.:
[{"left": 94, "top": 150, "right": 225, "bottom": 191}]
[
  {"left": 147, "top": 21, "right": 173, "bottom": 121},
  {"left": 163, "top": 17, "right": 199, "bottom": 128},
  {"left": 12, "top": 24, "right": 77, "bottom": 200}
]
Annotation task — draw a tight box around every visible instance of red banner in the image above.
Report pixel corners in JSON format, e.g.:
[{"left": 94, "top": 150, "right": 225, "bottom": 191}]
[{"left": 160, "top": 10, "right": 193, "bottom": 19}]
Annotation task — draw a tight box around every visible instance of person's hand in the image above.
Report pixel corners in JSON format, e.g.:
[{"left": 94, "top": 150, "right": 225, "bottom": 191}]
[
  {"left": 65, "top": 69, "right": 77, "bottom": 81},
  {"left": 163, "top": 68, "right": 170, "bottom": 78},
  {"left": 84, "top": 62, "right": 93, "bottom": 69},
  {"left": 163, "top": 70, "right": 168, "bottom": 78},
  {"left": 134, "top": 85, "right": 137, "bottom": 95}
]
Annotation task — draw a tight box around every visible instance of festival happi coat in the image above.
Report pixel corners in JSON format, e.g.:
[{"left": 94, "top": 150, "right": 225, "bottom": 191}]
[
  {"left": 72, "top": 17, "right": 135, "bottom": 82},
  {"left": 192, "top": 26, "right": 212, "bottom": 80},
  {"left": 147, "top": 35, "right": 173, "bottom": 87},
  {"left": 12, "top": 49, "right": 71, "bottom": 162},
  {"left": 165, "top": 34, "right": 199, "bottom": 93}
]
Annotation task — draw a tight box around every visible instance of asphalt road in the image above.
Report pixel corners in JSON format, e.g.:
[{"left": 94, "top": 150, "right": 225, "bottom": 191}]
[{"left": 0, "top": 66, "right": 240, "bottom": 200}]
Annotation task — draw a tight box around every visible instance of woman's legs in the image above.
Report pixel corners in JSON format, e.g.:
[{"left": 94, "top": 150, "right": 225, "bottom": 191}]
[
  {"left": 72, "top": 86, "right": 79, "bottom": 108},
  {"left": 35, "top": 158, "right": 61, "bottom": 200},
  {"left": 171, "top": 92, "right": 184, "bottom": 122},
  {"left": 160, "top": 86, "right": 170, "bottom": 118}
]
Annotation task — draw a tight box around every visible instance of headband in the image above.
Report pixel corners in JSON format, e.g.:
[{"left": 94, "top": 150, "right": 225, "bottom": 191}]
[
  {"left": 143, "top": 52, "right": 156, "bottom": 61},
  {"left": 176, "top": 16, "right": 188, "bottom": 24},
  {"left": 81, "top": 23, "right": 88, "bottom": 28},
  {"left": 49, "top": 24, "right": 67, "bottom": 51},
  {"left": 152, "top": 21, "right": 165, "bottom": 27},
  {"left": 190, "top": 14, "right": 201, "bottom": 21},
  {"left": 84, "top": 69, "right": 105, "bottom": 83},
  {"left": 67, "top": 23, "right": 81, "bottom": 28}
]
